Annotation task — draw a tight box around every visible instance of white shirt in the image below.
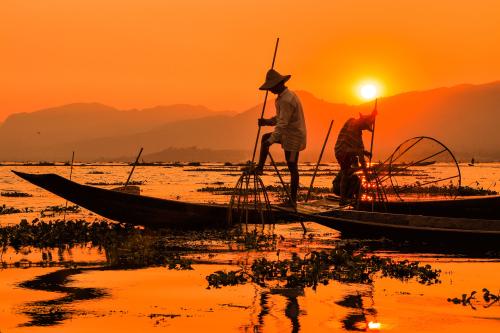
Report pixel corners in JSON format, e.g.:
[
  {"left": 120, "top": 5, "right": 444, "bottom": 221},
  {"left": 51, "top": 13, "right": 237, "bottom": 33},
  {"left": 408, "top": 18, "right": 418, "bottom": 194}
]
[{"left": 270, "top": 89, "right": 307, "bottom": 152}]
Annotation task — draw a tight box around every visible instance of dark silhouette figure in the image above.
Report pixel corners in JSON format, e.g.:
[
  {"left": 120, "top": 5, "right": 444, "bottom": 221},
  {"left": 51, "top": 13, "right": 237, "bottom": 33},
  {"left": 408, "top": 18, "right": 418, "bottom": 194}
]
[
  {"left": 334, "top": 110, "right": 377, "bottom": 204},
  {"left": 256, "top": 69, "right": 307, "bottom": 206}
]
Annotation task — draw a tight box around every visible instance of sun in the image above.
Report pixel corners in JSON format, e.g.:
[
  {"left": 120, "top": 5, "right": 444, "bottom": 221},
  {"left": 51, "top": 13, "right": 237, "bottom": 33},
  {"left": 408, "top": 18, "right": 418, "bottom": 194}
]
[{"left": 359, "top": 83, "right": 378, "bottom": 100}]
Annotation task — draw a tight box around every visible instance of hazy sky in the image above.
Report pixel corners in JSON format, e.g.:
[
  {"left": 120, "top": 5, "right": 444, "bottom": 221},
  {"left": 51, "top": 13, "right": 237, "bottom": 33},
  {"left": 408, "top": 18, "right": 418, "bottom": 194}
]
[{"left": 1, "top": 0, "right": 500, "bottom": 119}]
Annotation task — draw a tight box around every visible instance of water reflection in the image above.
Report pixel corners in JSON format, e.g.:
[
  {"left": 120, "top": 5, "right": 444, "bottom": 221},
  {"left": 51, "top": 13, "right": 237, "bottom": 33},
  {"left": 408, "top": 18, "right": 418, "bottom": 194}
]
[
  {"left": 336, "top": 291, "right": 378, "bottom": 331},
  {"left": 17, "top": 268, "right": 108, "bottom": 327},
  {"left": 0, "top": 220, "right": 498, "bottom": 332}
]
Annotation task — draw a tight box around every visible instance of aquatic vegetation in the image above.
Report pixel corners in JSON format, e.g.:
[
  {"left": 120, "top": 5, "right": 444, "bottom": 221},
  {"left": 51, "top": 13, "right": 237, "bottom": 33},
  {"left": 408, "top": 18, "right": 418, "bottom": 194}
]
[
  {"left": 206, "top": 244, "right": 441, "bottom": 289},
  {"left": 0, "top": 219, "right": 134, "bottom": 250},
  {"left": 457, "top": 186, "right": 497, "bottom": 196},
  {"left": 1, "top": 191, "right": 33, "bottom": 197},
  {"left": 85, "top": 180, "right": 145, "bottom": 186},
  {"left": 40, "top": 205, "right": 81, "bottom": 217},
  {"left": 87, "top": 170, "right": 105, "bottom": 174},
  {"left": 232, "top": 229, "right": 278, "bottom": 251},
  {"left": 0, "top": 219, "right": 227, "bottom": 268},
  {"left": 197, "top": 184, "right": 330, "bottom": 197},
  {"left": 448, "top": 288, "right": 499, "bottom": 309},
  {"left": 0, "top": 204, "right": 32, "bottom": 215},
  {"left": 391, "top": 184, "right": 498, "bottom": 196}
]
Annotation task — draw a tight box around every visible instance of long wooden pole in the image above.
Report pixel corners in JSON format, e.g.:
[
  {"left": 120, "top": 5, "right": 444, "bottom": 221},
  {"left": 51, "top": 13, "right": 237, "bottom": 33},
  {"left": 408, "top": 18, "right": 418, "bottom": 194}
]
[
  {"left": 368, "top": 99, "right": 378, "bottom": 166},
  {"left": 305, "top": 120, "right": 334, "bottom": 202},
  {"left": 250, "top": 37, "right": 280, "bottom": 164},
  {"left": 368, "top": 99, "right": 378, "bottom": 211},
  {"left": 69, "top": 151, "right": 75, "bottom": 180},
  {"left": 63, "top": 151, "right": 75, "bottom": 222},
  {"left": 125, "top": 147, "right": 144, "bottom": 187}
]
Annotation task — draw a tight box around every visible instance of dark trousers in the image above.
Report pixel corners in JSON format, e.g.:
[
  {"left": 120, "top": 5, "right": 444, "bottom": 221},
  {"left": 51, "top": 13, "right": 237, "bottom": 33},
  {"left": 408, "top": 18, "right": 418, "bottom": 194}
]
[
  {"left": 335, "top": 152, "right": 359, "bottom": 203},
  {"left": 258, "top": 133, "right": 300, "bottom": 203}
]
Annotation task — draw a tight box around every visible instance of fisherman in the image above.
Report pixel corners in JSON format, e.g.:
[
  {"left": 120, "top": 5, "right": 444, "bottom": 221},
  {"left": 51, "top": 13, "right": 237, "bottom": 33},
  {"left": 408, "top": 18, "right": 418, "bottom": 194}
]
[
  {"left": 255, "top": 69, "right": 307, "bottom": 206},
  {"left": 333, "top": 110, "right": 377, "bottom": 204}
]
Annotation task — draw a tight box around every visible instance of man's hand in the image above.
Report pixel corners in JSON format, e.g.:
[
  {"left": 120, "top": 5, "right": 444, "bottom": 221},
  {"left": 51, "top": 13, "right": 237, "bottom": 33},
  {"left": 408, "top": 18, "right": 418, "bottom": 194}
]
[{"left": 258, "top": 118, "right": 271, "bottom": 127}]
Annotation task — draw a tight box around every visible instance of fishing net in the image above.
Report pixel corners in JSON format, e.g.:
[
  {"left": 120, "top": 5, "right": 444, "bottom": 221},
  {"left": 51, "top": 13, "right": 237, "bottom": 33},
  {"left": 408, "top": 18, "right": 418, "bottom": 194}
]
[{"left": 372, "top": 136, "right": 461, "bottom": 201}]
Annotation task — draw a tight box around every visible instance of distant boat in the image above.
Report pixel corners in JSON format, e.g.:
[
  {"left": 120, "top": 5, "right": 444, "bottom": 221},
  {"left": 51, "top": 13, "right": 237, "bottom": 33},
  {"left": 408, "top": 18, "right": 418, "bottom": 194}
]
[
  {"left": 468, "top": 157, "right": 476, "bottom": 167},
  {"left": 413, "top": 160, "right": 436, "bottom": 167}
]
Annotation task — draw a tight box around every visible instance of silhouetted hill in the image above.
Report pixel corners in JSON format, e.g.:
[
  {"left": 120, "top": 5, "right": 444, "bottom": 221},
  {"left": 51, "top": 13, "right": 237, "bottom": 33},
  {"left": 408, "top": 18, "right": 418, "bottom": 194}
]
[
  {"left": 0, "top": 103, "right": 234, "bottom": 160},
  {"left": 2, "top": 82, "right": 500, "bottom": 162}
]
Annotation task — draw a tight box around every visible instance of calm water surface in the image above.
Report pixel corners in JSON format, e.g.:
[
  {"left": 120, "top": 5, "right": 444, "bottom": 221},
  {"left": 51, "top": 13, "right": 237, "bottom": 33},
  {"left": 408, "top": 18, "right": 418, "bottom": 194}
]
[{"left": 0, "top": 163, "right": 499, "bottom": 332}]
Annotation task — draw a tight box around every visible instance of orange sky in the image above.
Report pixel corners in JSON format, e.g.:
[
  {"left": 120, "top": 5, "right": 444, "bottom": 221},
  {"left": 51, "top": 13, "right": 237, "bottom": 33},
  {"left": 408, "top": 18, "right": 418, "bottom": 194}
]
[{"left": 1, "top": 0, "right": 500, "bottom": 120}]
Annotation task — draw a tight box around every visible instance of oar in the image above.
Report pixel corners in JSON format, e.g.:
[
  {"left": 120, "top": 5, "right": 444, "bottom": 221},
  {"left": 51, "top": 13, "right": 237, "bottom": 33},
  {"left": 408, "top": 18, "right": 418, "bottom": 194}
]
[
  {"left": 250, "top": 37, "right": 280, "bottom": 164},
  {"left": 63, "top": 151, "right": 75, "bottom": 222},
  {"left": 305, "top": 120, "right": 334, "bottom": 202},
  {"left": 125, "top": 147, "right": 144, "bottom": 187}
]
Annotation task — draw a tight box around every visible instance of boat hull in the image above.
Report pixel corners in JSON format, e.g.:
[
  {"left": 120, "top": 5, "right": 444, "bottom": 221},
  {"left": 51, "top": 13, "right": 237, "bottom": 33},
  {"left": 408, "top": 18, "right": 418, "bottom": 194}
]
[
  {"left": 358, "top": 195, "right": 500, "bottom": 220},
  {"left": 298, "top": 209, "right": 500, "bottom": 244},
  {"left": 12, "top": 171, "right": 279, "bottom": 229}
]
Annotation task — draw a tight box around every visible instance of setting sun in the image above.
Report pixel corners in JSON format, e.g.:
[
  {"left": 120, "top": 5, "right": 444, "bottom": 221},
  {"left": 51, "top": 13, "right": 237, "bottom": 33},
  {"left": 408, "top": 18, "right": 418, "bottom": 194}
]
[{"left": 359, "top": 83, "right": 378, "bottom": 100}]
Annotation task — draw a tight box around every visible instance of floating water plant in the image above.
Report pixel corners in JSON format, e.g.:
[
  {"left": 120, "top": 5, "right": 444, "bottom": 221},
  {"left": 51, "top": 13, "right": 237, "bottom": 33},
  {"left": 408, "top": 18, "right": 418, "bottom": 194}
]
[
  {"left": 1, "top": 191, "right": 33, "bottom": 197},
  {"left": 0, "top": 204, "right": 32, "bottom": 215},
  {"left": 448, "top": 288, "right": 499, "bottom": 309},
  {"left": 40, "top": 205, "right": 81, "bottom": 217},
  {"left": 206, "top": 244, "right": 441, "bottom": 289},
  {"left": 85, "top": 180, "right": 145, "bottom": 186}
]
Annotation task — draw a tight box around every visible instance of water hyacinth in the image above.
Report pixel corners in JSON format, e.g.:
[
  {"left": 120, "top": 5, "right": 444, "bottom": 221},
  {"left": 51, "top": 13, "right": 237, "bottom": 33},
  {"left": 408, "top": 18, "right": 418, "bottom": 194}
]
[{"left": 206, "top": 244, "right": 441, "bottom": 289}]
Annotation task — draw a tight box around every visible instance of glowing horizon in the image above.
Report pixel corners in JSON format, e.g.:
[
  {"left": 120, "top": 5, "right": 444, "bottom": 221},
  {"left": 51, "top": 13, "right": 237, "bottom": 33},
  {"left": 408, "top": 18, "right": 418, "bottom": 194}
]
[{"left": 1, "top": 1, "right": 500, "bottom": 120}]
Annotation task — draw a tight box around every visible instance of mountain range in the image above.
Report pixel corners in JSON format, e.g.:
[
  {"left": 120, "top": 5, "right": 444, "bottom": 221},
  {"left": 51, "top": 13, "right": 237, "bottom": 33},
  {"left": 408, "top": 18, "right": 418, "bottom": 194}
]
[{"left": 1, "top": 81, "right": 499, "bottom": 162}]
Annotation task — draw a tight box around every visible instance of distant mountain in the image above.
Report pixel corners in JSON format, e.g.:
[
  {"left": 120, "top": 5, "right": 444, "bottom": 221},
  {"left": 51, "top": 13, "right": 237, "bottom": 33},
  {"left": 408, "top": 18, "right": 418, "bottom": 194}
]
[
  {"left": 0, "top": 103, "right": 234, "bottom": 160},
  {"left": 2, "top": 81, "right": 500, "bottom": 162}
]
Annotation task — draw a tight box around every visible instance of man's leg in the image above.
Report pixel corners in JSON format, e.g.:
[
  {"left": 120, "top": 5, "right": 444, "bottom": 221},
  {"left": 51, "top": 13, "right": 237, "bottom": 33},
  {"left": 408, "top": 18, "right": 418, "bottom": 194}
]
[
  {"left": 256, "top": 133, "right": 273, "bottom": 172},
  {"left": 285, "top": 150, "right": 300, "bottom": 204},
  {"left": 337, "top": 154, "right": 351, "bottom": 205}
]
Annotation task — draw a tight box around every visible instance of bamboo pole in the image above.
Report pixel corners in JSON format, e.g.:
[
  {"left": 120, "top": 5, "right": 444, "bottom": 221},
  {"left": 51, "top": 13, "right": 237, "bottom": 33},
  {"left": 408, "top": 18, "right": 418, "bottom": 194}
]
[
  {"left": 305, "top": 120, "right": 334, "bottom": 202},
  {"left": 63, "top": 151, "right": 75, "bottom": 222},
  {"left": 368, "top": 99, "right": 378, "bottom": 166},
  {"left": 250, "top": 38, "right": 280, "bottom": 164},
  {"left": 368, "top": 99, "right": 378, "bottom": 211},
  {"left": 125, "top": 147, "right": 144, "bottom": 187}
]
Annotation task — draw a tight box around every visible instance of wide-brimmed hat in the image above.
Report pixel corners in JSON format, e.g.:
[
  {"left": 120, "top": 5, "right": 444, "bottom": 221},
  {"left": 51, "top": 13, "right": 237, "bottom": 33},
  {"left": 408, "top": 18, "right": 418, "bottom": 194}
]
[{"left": 259, "top": 69, "right": 291, "bottom": 90}]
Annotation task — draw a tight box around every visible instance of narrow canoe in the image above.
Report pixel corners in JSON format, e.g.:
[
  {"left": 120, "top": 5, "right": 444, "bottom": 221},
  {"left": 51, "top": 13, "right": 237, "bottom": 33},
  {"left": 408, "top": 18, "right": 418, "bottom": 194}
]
[
  {"left": 12, "top": 171, "right": 283, "bottom": 229},
  {"left": 357, "top": 195, "right": 500, "bottom": 220},
  {"left": 289, "top": 207, "right": 500, "bottom": 243}
]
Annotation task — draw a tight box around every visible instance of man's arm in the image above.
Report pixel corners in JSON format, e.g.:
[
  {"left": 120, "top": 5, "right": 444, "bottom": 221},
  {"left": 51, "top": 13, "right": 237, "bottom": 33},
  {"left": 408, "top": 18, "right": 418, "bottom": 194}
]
[{"left": 258, "top": 116, "right": 277, "bottom": 127}]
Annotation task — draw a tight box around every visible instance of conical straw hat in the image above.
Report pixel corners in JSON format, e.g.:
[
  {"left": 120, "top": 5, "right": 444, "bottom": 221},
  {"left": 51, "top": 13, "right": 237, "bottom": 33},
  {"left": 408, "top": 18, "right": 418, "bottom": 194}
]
[{"left": 259, "top": 69, "right": 291, "bottom": 90}]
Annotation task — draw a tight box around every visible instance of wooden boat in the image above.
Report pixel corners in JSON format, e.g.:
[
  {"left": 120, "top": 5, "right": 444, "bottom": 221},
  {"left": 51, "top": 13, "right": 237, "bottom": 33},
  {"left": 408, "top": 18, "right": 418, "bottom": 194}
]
[
  {"left": 357, "top": 195, "right": 500, "bottom": 220},
  {"left": 12, "top": 171, "right": 285, "bottom": 229},
  {"left": 287, "top": 206, "right": 500, "bottom": 243}
]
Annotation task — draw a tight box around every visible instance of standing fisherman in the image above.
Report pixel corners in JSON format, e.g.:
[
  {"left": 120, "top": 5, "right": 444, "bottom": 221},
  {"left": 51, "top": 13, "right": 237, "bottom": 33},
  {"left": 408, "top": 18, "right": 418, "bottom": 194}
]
[
  {"left": 255, "top": 69, "right": 307, "bottom": 206},
  {"left": 333, "top": 110, "right": 377, "bottom": 204}
]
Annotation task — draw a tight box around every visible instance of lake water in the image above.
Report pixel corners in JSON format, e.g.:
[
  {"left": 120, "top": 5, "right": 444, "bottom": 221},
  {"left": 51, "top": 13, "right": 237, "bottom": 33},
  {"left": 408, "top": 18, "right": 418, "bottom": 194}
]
[{"left": 0, "top": 163, "right": 499, "bottom": 332}]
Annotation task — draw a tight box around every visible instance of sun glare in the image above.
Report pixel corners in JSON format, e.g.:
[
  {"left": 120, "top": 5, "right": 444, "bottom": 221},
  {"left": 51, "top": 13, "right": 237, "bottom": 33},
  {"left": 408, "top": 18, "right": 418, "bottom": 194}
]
[{"left": 359, "top": 84, "right": 378, "bottom": 100}]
